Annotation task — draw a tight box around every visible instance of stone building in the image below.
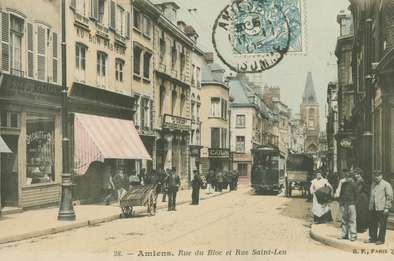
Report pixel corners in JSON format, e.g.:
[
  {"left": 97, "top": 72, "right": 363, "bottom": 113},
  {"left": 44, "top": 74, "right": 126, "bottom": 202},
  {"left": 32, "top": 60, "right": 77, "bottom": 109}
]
[
  {"left": 152, "top": 1, "right": 194, "bottom": 187},
  {"left": 200, "top": 63, "right": 230, "bottom": 179},
  {"left": 130, "top": 0, "right": 161, "bottom": 175},
  {"left": 300, "top": 72, "right": 320, "bottom": 154},
  {"left": 228, "top": 75, "right": 270, "bottom": 181},
  {"left": 335, "top": 10, "right": 355, "bottom": 173}
]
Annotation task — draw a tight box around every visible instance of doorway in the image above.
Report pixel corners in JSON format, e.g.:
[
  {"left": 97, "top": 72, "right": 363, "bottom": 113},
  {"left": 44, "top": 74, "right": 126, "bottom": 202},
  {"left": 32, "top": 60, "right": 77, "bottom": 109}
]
[{"left": 1, "top": 135, "right": 18, "bottom": 207}]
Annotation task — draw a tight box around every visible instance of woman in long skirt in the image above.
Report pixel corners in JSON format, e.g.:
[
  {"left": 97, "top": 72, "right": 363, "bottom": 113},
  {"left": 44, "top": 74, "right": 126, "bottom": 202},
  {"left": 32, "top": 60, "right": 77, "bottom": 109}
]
[{"left": 310, "top": 172, "right": 333, "bottom": 224}]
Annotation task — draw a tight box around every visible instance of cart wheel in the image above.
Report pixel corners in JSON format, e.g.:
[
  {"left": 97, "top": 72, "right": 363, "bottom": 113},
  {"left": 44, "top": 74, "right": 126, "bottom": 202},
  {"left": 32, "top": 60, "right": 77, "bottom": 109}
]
[{"left": 124, "top": 206, "right": 133, "bottom": 218}]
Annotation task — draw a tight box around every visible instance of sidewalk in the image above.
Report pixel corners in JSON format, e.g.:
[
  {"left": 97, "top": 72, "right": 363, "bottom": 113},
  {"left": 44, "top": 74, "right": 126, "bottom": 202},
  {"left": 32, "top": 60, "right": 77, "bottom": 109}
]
[
  {"left": 0, "top": 187, "right": 233, "bottom": 245},
  {"left": 310, "top": 201, "right": 394, "bottom": 252}
]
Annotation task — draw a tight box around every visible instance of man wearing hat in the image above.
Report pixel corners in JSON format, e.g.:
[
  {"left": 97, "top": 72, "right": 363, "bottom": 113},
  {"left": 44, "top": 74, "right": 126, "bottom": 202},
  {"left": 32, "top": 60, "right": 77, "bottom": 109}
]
[
  {"left": 366, "top": 171, "right": 393, "bottom": 245},
  {"left": 166, "top": 167, "right": 180, "bottom": 211},
  {"left": 335, "top": 170, "right": 358, "bottom": 241}
]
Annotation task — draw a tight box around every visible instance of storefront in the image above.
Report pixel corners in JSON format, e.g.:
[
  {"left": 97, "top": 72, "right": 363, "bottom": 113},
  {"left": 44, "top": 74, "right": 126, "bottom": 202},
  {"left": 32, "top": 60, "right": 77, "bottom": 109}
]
[
  {"left": 200, "top": 148, "right": 230, "bottom": 177},
  {"left": 71, "top": 113, "right": 151, "bottom": 203},
  {"left": 232, "top": 152, "right": 252, "bottom": 181},
  {"left": 0, "top": 73, "right": 63, "bottom": 209},
  {"left": 156, "top": 114, "right": 191, "bottom": 188}
]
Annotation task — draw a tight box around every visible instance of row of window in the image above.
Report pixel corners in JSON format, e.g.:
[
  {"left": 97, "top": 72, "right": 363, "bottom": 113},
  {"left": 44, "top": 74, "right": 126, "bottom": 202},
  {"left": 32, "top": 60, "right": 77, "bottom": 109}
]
[
  {"left": 133, "top": 8, "right": 152, "bottom": 39},
  {"left": 158, "top": 29, "right": 188, "bottom": 76},
  {"left": 75, "top": 43, "right": 126, "bottom": 87},
  {"left": 191, "top": 64, "right": 201, "bottom": 87},
  {"left": 72, "top": 0, "right": 130, "bottom": 38},
  {"left": 134, "top": 96, "right": 152, "bottom": 129},
  {"left": 210, "top": 97, "right": 228, "bottom": 120},
  {"left": 1, "top": 12, "right": 59, "bottom": 83},
  {"left": 133, "top": 46, "right": 152, "bottom": 80}
]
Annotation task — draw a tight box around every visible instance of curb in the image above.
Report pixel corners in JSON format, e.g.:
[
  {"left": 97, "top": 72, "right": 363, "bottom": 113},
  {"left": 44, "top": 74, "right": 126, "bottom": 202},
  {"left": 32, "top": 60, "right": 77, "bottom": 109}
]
[
  {"left": 310, "top": 225, "right": 352, "bottom": 252},
  {"left": 0, "top": 190, "right": 231, "bottom": 245}
]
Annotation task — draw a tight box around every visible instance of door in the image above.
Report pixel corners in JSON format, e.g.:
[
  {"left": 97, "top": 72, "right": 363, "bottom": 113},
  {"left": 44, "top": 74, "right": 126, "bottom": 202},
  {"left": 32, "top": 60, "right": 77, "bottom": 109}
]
[{"left": 1, "top": 135, "right": 18, "bottom": 207}]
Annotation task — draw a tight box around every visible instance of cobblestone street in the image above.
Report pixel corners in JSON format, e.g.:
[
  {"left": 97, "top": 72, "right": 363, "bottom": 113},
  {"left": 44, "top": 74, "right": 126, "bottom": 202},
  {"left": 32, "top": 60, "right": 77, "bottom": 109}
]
[{"left": 0, "top": 188, "right": 357, "bottom": 260}]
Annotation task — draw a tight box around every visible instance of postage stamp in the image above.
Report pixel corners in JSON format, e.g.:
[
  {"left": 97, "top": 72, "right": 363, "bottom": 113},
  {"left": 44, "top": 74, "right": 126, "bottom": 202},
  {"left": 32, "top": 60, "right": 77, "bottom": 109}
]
[{"left": 212, "top": 0, "right": 307, "bottom": 73}]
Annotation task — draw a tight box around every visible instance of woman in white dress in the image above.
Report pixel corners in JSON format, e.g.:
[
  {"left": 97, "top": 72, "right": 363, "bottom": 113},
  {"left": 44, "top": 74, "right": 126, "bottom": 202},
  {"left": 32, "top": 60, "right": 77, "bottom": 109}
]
[{"left": 310, "top": 172, "right": 333, "bottom": 224}]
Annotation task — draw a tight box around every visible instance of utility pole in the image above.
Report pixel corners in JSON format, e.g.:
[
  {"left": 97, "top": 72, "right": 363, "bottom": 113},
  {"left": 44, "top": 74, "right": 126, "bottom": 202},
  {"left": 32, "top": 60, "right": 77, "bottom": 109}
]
[{"left": 58, "top": 0, "right": 76, "bottom": 221}]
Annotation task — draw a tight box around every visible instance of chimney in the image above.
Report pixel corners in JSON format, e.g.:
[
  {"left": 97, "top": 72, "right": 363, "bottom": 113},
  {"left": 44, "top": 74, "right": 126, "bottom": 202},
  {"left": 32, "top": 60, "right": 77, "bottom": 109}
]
[{"left": 204, "top": 52, "right": 214, "bottom": 64}]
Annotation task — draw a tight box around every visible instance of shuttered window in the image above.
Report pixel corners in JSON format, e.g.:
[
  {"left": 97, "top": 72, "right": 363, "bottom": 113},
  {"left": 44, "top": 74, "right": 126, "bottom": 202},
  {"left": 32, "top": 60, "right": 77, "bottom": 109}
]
[
  {"left": 27, "top": 23, "right": 34, "bottom": 78},
  {"left": 1, "top": 12, "right": 10, "bottom": 72},
  {"left": 52, "top": 32, "right": 58, "bottom": 83},
  {"left": 37, "top": 25, "right": 47, "bottom": 81}
]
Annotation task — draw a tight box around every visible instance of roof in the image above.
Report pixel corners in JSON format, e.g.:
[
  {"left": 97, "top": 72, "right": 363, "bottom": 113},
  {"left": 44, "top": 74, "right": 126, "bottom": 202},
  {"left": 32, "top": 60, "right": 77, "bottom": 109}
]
[
  {"left": 201, "top": 63, "right": 224, "bottom": 82},
  {"left": 302, "top": 72, "right": 318, "bottom": 104},
  {"left": 228, "top": 79, "right": 251, "bottom": 104}
]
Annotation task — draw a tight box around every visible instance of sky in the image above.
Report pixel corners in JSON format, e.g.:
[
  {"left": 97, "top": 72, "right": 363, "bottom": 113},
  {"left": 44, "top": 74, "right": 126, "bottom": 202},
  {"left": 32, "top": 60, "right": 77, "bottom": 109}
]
[{"left": 170, "top": 0, "right": 351, "bottom": 129}]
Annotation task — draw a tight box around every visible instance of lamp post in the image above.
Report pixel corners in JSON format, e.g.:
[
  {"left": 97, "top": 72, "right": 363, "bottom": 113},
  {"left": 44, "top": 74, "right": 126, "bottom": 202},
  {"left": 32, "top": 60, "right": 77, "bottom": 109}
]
[{"left": 58, "top": 0, "right": 76, "bottom": 221}]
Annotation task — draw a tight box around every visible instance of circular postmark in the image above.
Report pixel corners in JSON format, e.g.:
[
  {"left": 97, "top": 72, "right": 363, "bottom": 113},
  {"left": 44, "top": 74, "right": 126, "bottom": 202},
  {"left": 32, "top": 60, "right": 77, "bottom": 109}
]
[{"left": 212, "top": 0, "right": 291, "bottom": 73}]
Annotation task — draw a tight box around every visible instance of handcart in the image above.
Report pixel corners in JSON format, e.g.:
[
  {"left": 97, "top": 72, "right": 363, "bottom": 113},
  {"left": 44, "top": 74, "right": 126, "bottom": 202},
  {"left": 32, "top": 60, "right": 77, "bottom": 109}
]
[{"left": 120, "top": 184, "right": 157, "bottom": 217}]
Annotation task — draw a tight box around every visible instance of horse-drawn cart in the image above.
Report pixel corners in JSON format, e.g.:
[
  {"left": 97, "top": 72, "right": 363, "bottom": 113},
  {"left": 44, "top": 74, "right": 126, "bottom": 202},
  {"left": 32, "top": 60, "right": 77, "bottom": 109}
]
[{"left": 120, "top": 184, "right": 157, "bottom": 217}]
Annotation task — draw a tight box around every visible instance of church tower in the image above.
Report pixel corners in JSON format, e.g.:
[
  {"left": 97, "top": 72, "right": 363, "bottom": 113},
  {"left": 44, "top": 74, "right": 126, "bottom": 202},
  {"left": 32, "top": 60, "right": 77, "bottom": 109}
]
[{"left": 300, "top": 72, "right": 320, "bottom": 153}]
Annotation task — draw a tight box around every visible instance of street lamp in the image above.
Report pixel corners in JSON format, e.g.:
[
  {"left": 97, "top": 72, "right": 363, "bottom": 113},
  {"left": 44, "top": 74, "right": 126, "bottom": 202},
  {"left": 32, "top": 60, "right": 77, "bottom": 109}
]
[{"left": 58, "top": 0, "right": 76, "bottom": 221}]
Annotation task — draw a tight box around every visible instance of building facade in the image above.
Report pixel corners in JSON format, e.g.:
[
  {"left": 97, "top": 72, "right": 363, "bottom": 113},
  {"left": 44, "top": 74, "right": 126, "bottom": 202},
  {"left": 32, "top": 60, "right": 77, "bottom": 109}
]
[
  {"left": 0, "top": 0, "right": 63, "bottom": 209},
  {"left": 200, "top": 63, "right": 230, "bottom": 178},
  {"left": 153, "top": 2, "right": 193, "bottom": 187}
]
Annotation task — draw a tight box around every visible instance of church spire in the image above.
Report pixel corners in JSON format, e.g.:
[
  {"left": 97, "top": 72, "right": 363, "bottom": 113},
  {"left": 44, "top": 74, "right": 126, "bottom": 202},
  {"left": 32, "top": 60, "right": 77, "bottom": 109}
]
[{"left": 302, "top": 72, "right": 317, "bottom": 104}]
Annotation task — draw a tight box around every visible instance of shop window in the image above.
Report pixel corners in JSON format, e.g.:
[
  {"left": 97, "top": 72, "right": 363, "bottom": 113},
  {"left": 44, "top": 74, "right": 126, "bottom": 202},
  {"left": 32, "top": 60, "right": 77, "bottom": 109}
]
[
  {"left": 143, "top": 52, "right": 152, "bottom": 79},
  {"left": 26, "top": 113, "right": 55, "bottom": 185},
  {"left": 75, "top": 43, "right": 87, "bottom": 82},
  {"left": 133, "top": 46, "right": 142, "bottom": 76},
  {"left": 115, "top": 58, "right": 124, "bottom": 82},
  {"left": 238, "top": 163, "right": 248, "bottom": 177},
  {"left": 236, "top": 136, "right": 245, "bottom": 153},
  {"left": 236, "top": 114, "right": 246, "bottom": 128},
  {"left": 210, "top": 97, "right": 221, "bottom": 117},
  {"left": 97, "top": 51, "right": 107, "bottom": 88}
]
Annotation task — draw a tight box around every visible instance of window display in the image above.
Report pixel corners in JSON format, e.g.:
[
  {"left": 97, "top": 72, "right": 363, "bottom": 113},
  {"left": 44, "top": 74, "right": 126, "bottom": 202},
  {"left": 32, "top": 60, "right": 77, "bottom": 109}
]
[{"left": 26, "top": 113, "right": 55, "bottom": 185}]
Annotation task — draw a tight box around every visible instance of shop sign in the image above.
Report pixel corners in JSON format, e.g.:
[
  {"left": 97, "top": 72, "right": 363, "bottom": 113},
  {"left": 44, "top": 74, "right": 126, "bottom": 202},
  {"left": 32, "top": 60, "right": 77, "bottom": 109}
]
[
  {"left": 163, "top": 114, "right": 191, "bottom": 131},
  {"left": 208, "top": 148, "right": 230, "bottom": 158},
  {"left": 340, "top": 138, "right": 353, "bottom": 149}
]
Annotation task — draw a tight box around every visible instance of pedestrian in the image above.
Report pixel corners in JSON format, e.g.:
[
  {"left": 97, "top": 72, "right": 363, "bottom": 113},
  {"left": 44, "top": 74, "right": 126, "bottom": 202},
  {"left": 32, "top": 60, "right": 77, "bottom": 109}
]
[
  {"left": 335, "top": 170, "right": 358, "bottom": 241},
  {"left": 138, "top": 168, "right": 146, "bottom": 185},
  {"left": 366, "top": 171, "right": 393, "bottom": 245},
  {"left": 216, "top": 170, "right": 224, "bottom": 192},
  {"left": 353, "top": 168, "right": 369, "bottom": 233},
  {"left": 233, "top": 170, "right": 239, "bottom": 190},
  {"left": 224, "top": 171, "right": 232, "bottom": 191},
  {"left": 207, "top": 169, "right": 215, "bottom": 194},
  {"left": 103, "top": 165, "right": 115, "bottom": 205},
  {"left": 113, "top": 169, "right": 127, "bottom": 201},
  {"left": 191, "top": 170, "right": 203, "bottom": 205},
  {"left": 166, "top": 167, "right": 180, "bottom": 211},
  {"left": 161, "top": 168, "right": 169, "bottom": 202},
  {"left": 310, "top": 172, "right": 333, "bottom": 224}
]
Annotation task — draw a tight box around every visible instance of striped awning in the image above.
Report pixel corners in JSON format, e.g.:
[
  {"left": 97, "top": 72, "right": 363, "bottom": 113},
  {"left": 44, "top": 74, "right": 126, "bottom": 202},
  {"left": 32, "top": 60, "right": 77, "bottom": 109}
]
[
  {"left": 0, "top": 136, "right": 12, "bottom": 153},
  {"left": 74, "top": 113, "right": 152, "bottom": 175}
]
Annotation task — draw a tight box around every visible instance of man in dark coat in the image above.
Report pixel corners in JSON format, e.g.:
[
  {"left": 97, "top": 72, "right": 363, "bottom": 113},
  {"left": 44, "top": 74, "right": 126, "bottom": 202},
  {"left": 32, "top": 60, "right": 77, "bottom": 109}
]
[
  {"left": 191, "top": 170, "right": 203, "bottom": 205},
  {"left": 161, "top": 168, "right": 169, "bottom": 202},
  {"left": 166, "top": 167, "right": 180, "bottom": 211},
  {"left": 335, "top": 170, "right": 358, "bottom": 241},
  {"left": 353, "top": 168, "right": 369, "bottom": 233},
  {"left": 216, "top": 170, "right": 224, "bottom": 192}
]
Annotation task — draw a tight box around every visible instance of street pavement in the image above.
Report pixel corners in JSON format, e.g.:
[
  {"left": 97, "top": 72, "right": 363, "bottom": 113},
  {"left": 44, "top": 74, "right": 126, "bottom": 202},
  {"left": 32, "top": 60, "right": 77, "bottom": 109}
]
[{"left": 0, "top": 187, "right": 374, "bottom": 261}]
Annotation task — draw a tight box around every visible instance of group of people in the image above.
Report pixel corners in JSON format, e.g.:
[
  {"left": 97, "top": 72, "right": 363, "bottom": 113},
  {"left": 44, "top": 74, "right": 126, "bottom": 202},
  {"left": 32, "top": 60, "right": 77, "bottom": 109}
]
[
  {"left": 206, "top": 169, "right": 239, "bottom": 193},
  {"left": 103, "top": 166, "right": 239, "bottom": 212},
  {"left": 310, "top": 169, "right": 393, "bottom": 245}
]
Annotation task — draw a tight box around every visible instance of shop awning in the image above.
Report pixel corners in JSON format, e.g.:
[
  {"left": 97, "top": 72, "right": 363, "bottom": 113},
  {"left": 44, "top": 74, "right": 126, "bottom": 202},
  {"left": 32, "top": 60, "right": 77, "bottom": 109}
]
[
  {"left": 74, "top": 113, "right": 152, "bottom": 175},
  {"left": 0, "top": 136, "right": 12, "bottom": 153}
]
